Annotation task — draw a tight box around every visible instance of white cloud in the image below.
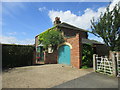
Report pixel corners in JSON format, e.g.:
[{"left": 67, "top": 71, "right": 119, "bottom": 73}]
[
  {"left": 7, "top": 32, "right": 17, "bottom": 35},
  {"left": 48, "top": 9, "right": 106, "bottom": 43},
  {"left": 49, "top": 7, "right": 106, "bottom": 30},
  {"left": 48, "top": 0, "right": 119, "bottom": 30},
  {"left": 6, "top": 32, "right": 27, "bottom": 36},
  {"left": 18, "top": 38, "right": 35, "bottom": 45},
  {"left": 48, "top": 0, "right": 119, "bottom": 42},
  {"left": 0, "top": 36, "right": 17, "bottom": 44},
  {"left": 109, "top": 0, "right": 120, "bottom": 11},
  {"left": 90, "top": 37, "right": 104, "bottom": 43},
  {"left": 88, "top": 33, "right": 104, "bottom": 43},
  {"left": 0, "top": 36, "right": 35, "bottom": 45},
  {"left": 38, "top": 7, "right": 47, "bottom": 11}
]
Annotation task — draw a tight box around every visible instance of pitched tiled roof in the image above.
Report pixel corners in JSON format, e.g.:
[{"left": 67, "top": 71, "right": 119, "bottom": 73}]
[
  {"left": 82, "top": 38, "right": 103, "bottom": 45},
  {"left": 36, "top": 22, "right": 89, "bottom": 37},
  {"left": 57, "top": 22, "right": 88, "bottom": 32}
]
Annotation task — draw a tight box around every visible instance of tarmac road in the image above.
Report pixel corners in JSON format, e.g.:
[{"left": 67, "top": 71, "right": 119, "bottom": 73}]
[{"left": 53, "top": 72, "right": 118, "bottom": 88}]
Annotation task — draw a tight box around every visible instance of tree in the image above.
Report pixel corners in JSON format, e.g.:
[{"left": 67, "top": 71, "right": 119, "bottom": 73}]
[
  {"left": 38, "top": 29, "right": 64, "bottom": 50},
  {"left": 91, "top": 4, "right": 120, "bottom": 51}
]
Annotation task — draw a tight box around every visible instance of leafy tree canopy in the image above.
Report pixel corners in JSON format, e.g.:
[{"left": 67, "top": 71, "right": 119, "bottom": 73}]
[
  {"left": 91, "top": 4, "right": 120, "bottom": 51},
  {"left": 38, "top": 28, "right": 65, "bottom": 50}
]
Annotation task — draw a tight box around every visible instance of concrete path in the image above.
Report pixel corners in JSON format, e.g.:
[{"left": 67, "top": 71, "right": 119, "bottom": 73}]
[
  {"left": 2, "top": 64, "right": 93, "bottom": 88},
  {"left": 53, "top": 72, "right": 118, "bottom": 88}
]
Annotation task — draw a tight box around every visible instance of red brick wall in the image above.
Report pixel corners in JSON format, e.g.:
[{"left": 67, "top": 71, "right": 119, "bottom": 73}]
[
  {"left": 65, "top": 33, "right": 82, "bottom": 69},
  {"left": 43, "top": 28, "right": 82, "bottom": 69},
  {"left": 60, "top": 27, "right": 88, "bottom": 39},
  {"left": 35, "top": 35, "right": 39, "bottom": 47},
  {"left": 35, "top": 27, "right": 83, "bottom": 69},
  {"left": 44, "top": 50, "right": 58, "bottom": 64},
  {"left": 44, "top": 33, "right": 82, "bottom": 68}
]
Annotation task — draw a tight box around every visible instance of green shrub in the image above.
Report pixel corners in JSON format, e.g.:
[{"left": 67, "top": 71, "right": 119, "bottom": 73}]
[
  {"left": 2, "top": 44, "right": 35, "bottom": 68},
  {"left": 81, "top": 65, "right": 89, "bottom": 69},
  {"left": 82, "top": 44, "right": 93, "bottom": 68}
]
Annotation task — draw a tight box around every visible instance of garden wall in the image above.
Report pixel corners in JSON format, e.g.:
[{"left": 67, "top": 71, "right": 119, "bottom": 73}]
[
  {"left": 44, "top": 50, "right": 58, "bottom": 64},
  {"left": 93, "top": 44, "right": 109, "bottom": 56},
  {"left": 2, "top": 44, "right": 35, "bottom": 69}
]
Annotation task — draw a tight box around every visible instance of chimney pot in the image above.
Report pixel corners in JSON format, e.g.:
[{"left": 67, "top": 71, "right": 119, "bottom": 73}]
[{"left": 54, "top": 17, "right": 61, "bottom": 25}]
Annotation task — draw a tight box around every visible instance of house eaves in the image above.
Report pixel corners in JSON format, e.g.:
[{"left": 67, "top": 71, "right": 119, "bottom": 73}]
[
  {"left": 82, "top": 38, "right": 103, "bottom": 45},
  {"left": 57, "top": 22, "right": 88, "bottom": 32}
]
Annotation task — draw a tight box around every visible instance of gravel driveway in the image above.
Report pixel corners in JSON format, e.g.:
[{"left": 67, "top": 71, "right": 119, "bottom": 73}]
[{"left": 2, "top": 64, "right": 93, "bottom": 88}]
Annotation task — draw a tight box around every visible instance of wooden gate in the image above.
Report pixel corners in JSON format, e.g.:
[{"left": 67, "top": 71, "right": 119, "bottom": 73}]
[
  {"left": 93, "top": 52, "right": 120, "bottom": 77},
  {"left": 93, "top": 55, "right": 113, "bottom": 75}
]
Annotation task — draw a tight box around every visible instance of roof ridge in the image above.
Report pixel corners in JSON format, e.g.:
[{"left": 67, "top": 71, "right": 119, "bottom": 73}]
[{"left": 58, "top": 22, "right": 88, "bottom": 32}]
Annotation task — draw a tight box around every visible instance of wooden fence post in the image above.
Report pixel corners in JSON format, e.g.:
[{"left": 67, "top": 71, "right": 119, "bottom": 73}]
[
  {"left": 112, "top": 52, "right": 117, "bottom": 76},
  {"left": 117, "top": 52, "right": 120, "bottom": 77},
  {"left": 93, "top": 54, "right": 97, "bottom": 72}
]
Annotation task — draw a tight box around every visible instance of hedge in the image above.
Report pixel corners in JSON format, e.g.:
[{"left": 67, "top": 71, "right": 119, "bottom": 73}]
[{"left": 2, "top": 44, "right": 35, "bottom": 68}]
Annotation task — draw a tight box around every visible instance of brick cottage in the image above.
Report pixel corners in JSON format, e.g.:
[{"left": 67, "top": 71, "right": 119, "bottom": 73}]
[{"left": 34, "top": 17, "right": 108, "bottom": 69}]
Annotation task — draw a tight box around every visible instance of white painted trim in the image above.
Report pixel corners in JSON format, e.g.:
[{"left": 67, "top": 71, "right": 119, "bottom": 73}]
[{"left": 57, "top": 42, "right": 72, "bottom": 49}]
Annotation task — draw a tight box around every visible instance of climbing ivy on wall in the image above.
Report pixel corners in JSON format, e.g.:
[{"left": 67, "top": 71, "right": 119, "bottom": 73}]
[
  {"left": 38, "top": 28, "right": 65, "bottom": 50},
  {"left": 82, "top": 44, "right": 93, "bottom": 68}
]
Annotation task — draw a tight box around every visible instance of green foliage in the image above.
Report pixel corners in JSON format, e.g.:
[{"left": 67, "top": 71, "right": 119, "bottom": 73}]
[
  {"left": 39, "top": 28, "right": 65, "bottom": 50},
  {"left": 91, "top": 4, "right": 120, "bottom": 51},
  {"left": 81, "top": 65, "right": 89, "bottom": 69},
  {"left": 2, "top": 44, "right": 34, "bottom": 68},
  {"left": 82, "top": 44, "right": 93, "bottom": 67}
]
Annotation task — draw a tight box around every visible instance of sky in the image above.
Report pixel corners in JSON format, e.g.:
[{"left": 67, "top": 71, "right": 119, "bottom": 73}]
[{"left": 1, "top": 0, "right": 120, "bottom": 45}]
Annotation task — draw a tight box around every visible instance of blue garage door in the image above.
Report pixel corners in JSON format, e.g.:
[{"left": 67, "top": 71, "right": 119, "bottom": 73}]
[{"left": 58, "top": 45, "right": 70, "bottom": 65}]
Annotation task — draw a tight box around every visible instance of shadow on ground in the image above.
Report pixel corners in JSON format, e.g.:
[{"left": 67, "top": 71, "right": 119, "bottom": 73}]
[
  {"left": 2, "top": 64, "right": 44, "bottom": 72},
  {"left": 51, "top": 72, "right": 118, "bottom": 88}
]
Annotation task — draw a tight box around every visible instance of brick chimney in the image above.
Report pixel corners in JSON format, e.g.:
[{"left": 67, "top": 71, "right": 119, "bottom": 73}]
[{"left": 54, "top": 17, "right": 61, "bottom": 25}]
